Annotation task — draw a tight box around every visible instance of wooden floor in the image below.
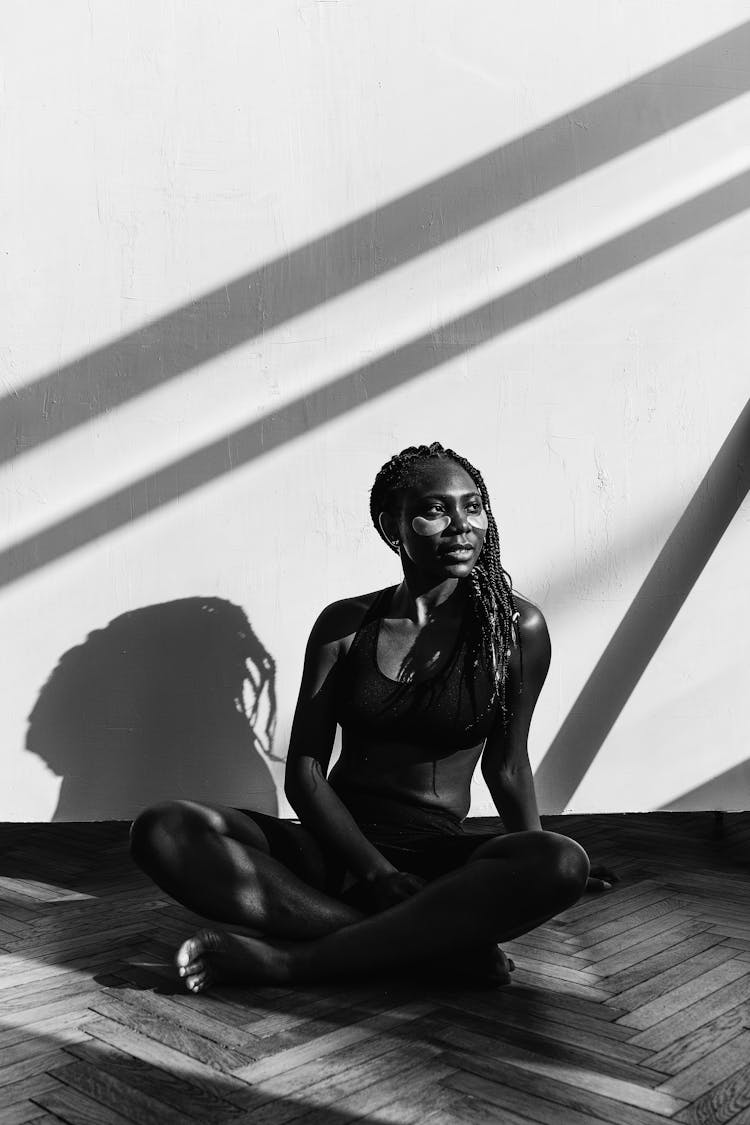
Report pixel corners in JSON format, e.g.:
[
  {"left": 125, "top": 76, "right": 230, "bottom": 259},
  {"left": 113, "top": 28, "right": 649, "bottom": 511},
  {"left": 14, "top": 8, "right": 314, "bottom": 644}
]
[{"left": 1, "top": 813, "right": 749, "bottom": 1125}]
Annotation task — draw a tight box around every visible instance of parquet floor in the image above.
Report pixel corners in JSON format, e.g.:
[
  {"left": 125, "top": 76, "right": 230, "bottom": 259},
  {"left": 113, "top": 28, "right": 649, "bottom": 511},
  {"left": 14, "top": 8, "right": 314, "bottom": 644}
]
[{"left": 1, "top": 813, "right": 749, "bottom": 1125}]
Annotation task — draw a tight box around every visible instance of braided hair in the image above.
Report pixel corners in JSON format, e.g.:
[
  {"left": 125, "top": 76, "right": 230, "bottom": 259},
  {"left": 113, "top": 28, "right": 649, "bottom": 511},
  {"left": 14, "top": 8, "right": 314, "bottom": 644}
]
[{"left": 369, "top": 442, "right": 521, "bottom": 722}]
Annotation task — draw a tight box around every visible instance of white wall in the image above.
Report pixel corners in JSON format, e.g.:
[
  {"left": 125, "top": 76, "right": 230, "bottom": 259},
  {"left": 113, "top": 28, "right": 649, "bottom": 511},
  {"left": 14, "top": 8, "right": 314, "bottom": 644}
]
[{"left": 1, "top": 1, "right": 749, "bottom": 820}]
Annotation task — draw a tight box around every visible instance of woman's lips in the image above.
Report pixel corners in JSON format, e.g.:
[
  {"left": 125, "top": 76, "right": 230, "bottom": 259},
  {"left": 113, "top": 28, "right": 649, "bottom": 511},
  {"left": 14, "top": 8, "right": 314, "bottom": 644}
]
[{"left": 440, "top": 545, "right": 474, "bottom": 558}]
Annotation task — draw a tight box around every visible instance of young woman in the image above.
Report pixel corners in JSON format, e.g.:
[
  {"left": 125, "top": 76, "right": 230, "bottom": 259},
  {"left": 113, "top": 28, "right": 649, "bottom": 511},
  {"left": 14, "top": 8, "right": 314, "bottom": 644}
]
[{"left": 130, "top": 442, "right": 593, "bottom": 992}]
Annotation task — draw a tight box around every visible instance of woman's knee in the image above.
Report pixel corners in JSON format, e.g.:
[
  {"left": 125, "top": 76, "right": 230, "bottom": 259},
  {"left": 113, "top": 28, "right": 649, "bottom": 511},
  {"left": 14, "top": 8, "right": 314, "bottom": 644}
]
[
  {"left": 543, "top": 832, "right": 590, "bottom": 904},
  {"left": 486, "top": 829, "right": 589, "bottom": 904},
  {"left": 129, "top": 799, "right": 273, "bottom": 872},
  {"left": 129, "top": 800, "right": 219, "bottom": 869},
  {"left": 130, "top": 801, "right": 184, "bottom": 867}
]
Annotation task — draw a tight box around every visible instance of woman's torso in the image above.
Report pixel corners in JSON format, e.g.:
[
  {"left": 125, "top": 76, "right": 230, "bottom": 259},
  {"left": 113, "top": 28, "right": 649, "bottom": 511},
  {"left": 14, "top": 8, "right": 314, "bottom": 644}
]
[{"left": 329, "top": 584, "right": 503, "bottom": 821}]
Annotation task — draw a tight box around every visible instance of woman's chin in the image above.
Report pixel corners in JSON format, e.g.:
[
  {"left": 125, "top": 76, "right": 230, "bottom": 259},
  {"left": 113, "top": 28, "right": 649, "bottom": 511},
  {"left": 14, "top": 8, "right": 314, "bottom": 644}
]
[{"left": 437, "top": 557, "right": 476, "bottom": 576}]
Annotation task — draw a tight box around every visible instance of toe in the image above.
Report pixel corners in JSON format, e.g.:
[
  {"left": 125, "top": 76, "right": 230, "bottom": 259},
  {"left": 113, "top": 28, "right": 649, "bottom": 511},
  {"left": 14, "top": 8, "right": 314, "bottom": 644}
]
[
  {"left": 176, "top": 929, "right": 225, "bottom": 972},
  {"left": 176, "top": 936, "right": 204, "bottom": 969},
  {"left": 495, "top": 947, "right": 515, "bottom": 973},
  {"left": 489, "top": 947, "right": 515, "bottom": 986},
  {"left": 186, "top": 971, "right": 208, "bottom": 993},
  {"left": 176, "top": 929, "right": 230, "bottom": 992},
  {"left": 179, "top": 958, "right": 204, "bottom": 978}
]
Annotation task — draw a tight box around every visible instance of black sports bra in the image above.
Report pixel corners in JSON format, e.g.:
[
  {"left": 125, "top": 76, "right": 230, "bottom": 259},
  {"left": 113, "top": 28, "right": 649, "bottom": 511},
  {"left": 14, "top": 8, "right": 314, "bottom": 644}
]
[{"left": 335, "top": 586, "right": 500, "bottom": 751}]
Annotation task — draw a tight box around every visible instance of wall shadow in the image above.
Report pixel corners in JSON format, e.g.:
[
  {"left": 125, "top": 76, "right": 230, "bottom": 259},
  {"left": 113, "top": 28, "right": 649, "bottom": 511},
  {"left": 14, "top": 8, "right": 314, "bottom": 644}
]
[
  {"left": 1, "top": 20, "right": 749, "bottom": 465},
  {"left": 2, "top": 169, "right": 750, "bottom": 594},
  {"left": 25, "top": 597, "right": 279, "bottom": 822},
  {"left": 534, "top": 398, "right": 750, "bottom": 812},
  {"left": 659, "top": 758, "right": 750, "bottom": 812}
]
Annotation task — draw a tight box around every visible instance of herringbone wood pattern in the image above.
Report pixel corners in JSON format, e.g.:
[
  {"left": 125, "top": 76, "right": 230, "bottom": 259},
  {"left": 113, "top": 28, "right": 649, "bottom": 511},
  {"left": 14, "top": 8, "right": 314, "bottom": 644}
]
[{"left": 1, "top": 814, "right": 749, "bottom": 1124}]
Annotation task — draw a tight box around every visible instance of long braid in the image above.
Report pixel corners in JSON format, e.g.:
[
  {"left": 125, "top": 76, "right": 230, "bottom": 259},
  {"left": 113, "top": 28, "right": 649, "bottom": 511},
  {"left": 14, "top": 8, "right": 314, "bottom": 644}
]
[{"left": 369, "top": 442, "right": 521, "bottom": 722}]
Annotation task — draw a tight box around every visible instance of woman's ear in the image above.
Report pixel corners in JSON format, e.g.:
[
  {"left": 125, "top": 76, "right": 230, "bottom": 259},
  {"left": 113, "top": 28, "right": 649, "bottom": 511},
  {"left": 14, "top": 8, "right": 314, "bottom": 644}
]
[{"left": 378, "top": 511, "right": 399, "bottom": 547}]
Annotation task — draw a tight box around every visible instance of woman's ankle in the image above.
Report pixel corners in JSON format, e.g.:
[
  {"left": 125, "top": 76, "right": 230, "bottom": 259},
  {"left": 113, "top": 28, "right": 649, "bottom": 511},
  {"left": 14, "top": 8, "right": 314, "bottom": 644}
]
[{"left": 285, "top": 937, "right": 329, "bottom": 984}]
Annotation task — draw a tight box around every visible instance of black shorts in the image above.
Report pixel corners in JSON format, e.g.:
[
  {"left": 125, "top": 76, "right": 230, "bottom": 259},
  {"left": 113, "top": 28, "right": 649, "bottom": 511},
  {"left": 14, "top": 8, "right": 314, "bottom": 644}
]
[{"left": 237, "top": 806, "right": 504, "bottom": 905}]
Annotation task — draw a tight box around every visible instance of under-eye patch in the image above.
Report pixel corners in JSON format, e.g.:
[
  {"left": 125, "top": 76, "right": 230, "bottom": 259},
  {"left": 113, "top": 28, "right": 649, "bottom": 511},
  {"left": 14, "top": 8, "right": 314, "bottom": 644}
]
[
  {"left": 412, "top": 514, "right": 451, "bottom": 536},
  {"left": 467, "top": 509, "right": 488, "bottom": 532}
]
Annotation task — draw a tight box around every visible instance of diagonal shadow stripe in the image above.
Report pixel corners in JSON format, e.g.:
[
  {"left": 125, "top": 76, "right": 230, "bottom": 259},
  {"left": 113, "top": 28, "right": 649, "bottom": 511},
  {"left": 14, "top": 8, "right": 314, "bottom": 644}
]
[
  {"left": 1, "top": 169, "right": 749, "bottom": 593},
  {"left": 534, "top": 397, "right": 750, "bottom": 813},
  {"left": 658, "top": 757, "right": 750, "bottom": 811},
  {"left": 2, "top": 21, "right": 750, "bottom": 465}
]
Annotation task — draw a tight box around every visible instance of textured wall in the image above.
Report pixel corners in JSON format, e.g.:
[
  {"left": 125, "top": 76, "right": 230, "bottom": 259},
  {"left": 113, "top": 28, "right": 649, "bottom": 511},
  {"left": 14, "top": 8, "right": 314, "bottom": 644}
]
[{"left": 1, "top": 1, "right": 749, "bottom": 820}]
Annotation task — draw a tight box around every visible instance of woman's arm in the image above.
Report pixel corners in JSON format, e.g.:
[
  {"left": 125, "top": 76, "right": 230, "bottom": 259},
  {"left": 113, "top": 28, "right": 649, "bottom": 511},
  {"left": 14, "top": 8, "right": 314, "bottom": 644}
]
[
  {"left": 283, "top": 601, "right": 409, "bottom": 892},
  {"left": 480, "top": 600, "right": 550, "bottom": 833},
  {"left": 482, "top": 603, "right": 614, "bottom": 891}
]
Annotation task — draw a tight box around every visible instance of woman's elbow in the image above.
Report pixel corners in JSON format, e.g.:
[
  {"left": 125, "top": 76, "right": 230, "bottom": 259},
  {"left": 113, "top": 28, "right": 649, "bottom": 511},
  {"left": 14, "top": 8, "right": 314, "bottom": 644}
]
[
  {"left": 481, "top": 758, "right": 511, "bottom": 786},
  {"left": 481, "top": 758, "right": 532, "bottom": 792},
  {"left": 284, "top": 757, "right": 323, "bottom": 806}
]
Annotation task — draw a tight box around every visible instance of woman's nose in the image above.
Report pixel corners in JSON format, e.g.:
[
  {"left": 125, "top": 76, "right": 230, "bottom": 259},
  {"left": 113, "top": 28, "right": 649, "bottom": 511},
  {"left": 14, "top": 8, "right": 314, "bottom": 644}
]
[{"left": 449, "top": 510, "right": 471, "bottom": 533}]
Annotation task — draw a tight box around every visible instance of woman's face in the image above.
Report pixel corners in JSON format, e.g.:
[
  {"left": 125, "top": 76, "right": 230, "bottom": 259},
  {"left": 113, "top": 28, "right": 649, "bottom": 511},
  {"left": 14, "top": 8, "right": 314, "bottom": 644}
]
[{"left": 385, "top": 460, "right": 489, "bottom": 579}]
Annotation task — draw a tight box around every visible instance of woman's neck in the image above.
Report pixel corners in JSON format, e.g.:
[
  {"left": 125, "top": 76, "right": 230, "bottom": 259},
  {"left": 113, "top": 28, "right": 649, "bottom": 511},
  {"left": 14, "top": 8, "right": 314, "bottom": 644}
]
[{"left": 391, "top": 572, "right": 466, "bottom": 626}]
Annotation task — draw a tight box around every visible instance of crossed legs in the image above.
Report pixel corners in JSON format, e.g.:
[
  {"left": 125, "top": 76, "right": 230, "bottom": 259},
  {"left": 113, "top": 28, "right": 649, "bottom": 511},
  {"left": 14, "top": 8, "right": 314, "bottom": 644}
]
[
  {"left": 130, "top": 800, "right": 362, "bottom": 938},
  {"left": 130, "top": 800, "right": 590, "bottom": 991}
]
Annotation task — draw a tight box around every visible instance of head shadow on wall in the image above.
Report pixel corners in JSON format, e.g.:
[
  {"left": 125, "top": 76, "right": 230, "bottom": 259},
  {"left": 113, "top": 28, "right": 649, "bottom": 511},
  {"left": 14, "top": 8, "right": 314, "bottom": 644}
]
[{"left": 26, "top": 597, "right": 280, "bottom": 821}]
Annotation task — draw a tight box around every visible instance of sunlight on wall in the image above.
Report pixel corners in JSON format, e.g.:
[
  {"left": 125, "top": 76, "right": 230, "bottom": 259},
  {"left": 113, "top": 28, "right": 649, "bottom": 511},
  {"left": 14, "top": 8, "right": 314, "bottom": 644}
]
[{"left": 1, "top": 1, "right": 749, "bottom": 818}]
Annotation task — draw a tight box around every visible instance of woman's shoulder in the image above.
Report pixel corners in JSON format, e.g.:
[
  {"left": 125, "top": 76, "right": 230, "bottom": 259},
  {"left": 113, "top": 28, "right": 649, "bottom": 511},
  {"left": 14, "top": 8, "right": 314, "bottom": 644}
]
[
  {"left": 310, "top": 587, "right": 391, "bottom": 647},
  {"left": 509, "top": 591, "right": 551, "bottom": 679},
  {"left": 511, "top": 591, "right": 549, "bottom": 641}
]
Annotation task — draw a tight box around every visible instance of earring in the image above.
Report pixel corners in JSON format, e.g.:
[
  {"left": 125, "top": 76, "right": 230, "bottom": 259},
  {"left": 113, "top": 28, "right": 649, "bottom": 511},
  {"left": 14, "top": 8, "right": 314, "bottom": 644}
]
[{"left": 392, "top": 539, "right": 400, "bottom": 549}]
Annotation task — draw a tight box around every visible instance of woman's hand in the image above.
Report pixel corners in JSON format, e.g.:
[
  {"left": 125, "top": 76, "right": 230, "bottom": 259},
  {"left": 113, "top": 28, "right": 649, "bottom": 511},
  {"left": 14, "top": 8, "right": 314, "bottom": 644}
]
[
  {"left": 370, "top": 871, "right": 427, "bottom": 910},
  {"left": 343, "top": 870, "right": 427, "bottom": 913}
]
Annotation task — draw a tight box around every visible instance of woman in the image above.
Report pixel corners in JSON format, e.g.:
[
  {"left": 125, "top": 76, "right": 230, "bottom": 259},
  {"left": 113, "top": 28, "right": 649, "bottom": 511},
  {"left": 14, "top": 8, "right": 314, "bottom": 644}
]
[{"left": 131, "top": 442, "right": 594, "bottom": 992}]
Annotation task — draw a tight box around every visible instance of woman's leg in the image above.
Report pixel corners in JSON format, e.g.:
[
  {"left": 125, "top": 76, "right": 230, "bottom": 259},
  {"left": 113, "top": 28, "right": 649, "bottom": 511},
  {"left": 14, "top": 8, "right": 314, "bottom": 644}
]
[
  {"left": 129, "top": 800, "right": 362, "bottom": 938},
  {"left": 176, "top": 830, "right": 590, "bottom": 990}
]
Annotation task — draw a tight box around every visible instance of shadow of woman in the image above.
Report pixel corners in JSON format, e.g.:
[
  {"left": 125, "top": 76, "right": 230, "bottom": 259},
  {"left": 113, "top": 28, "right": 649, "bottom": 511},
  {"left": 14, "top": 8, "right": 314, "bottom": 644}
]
[{"left": 26, "top": 597, "right": 279, "bottom": 821}]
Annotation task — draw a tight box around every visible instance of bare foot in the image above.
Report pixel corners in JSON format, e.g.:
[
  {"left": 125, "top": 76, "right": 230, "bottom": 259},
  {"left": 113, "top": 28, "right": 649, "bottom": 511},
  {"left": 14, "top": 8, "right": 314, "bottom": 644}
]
[
  {"left": 175, "top": 928, "right": 290, "bottom": 994},
  {"left": 418, "top": 944, "right": 515, "bottom": 988},
  {"left": 479, "top": 945, "right": 515, "bottom": 986},
  {"left": 459, "top": 944, "right": 515, "bottom": 987}
]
